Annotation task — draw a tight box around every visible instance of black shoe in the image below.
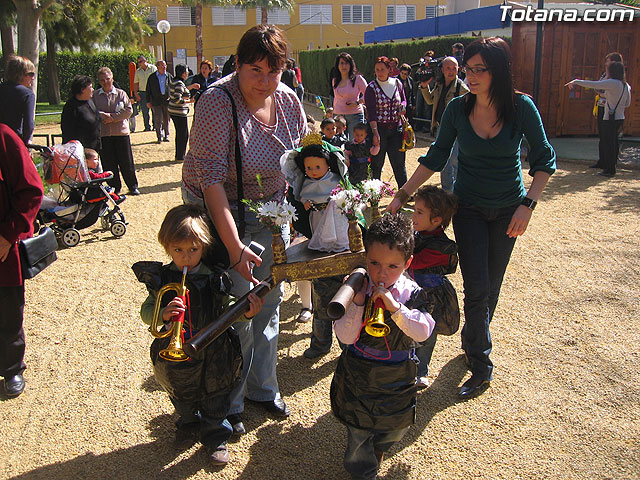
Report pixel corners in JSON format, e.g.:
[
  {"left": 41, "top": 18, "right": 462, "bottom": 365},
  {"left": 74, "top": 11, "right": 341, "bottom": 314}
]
[
  {"left": 163, "top": 137, "right": 170, "bottom": 142},
  {"left": 458, "top": 374, "right": 490, "bottom": 399},
  {"left": 303, "top": 347, "right": 329, "bottom": 359},
  {"left": 227, "top": 414, "right": 246, "bottom": 436},
  {"left": 248, "top": 397, "right": 290, "bottom": 417},
  {"left": 598, "top": 171, "right": 615, "bottom": 178},
  {"left": 156, "top": 139, "right": 162, "bottom": 144},
  {"left": 129, "top": 188, "right": 141, "bottom": 195},
  {"left": 589, "top": 163, "right": 603, "bottom": 168},
  {"left": 5, "top": 374, "right": 25, "bottom": 398},
  {"left": 144, "top": 127, "right": 152, "bottom": 132}
]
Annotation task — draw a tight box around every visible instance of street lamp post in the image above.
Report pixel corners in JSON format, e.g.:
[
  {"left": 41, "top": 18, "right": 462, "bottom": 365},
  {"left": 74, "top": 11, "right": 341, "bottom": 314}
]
[{"left": 156, "top": 20, "right": 171, "bottom": 61}]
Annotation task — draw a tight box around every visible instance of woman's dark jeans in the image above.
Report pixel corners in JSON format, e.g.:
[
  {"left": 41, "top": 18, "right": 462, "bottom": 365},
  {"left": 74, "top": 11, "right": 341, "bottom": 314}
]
[
  {"left": 600, "top": 118, "right": 623, "bottom": 175},
  {"left": 170, "top": 115, "right": 189, "bottom": 161},
  {"left": 370, "top": 125, "right": 407, "bottom": 189},
  {"left": 452, "top": 201, "right": 518, "bottom": 380}
]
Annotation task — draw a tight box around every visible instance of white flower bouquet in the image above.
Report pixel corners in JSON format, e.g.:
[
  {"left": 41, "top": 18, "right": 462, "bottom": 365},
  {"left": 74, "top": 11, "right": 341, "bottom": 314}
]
[
  {"left": 330, "top": 185, "right": 365, "bottom": 222},
  {"left": 357, "top": 179, "right": 395, "bottom": 207},
  {"left": 243, "top": 199, "right": 298, "bottom": 234}
]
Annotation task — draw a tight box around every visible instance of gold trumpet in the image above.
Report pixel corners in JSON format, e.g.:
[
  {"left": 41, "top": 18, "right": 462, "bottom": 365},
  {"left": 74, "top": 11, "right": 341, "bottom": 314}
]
[
  {"left": 399, "top": 115, "right": 415, "bottom": 152},
  {"left": 150, "top": 266, "right": 189, "bottom": 362},
  {"left": 364, "top": 296, "right": 391, "bottom": 337}
]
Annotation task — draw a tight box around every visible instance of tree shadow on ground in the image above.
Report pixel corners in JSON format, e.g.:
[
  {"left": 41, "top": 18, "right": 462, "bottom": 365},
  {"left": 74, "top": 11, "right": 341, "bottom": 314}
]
[
  {"left": 11, "top": 414, "right": 218, "bottom": 479},
  {"left": 541, "top": 161, "right": 639, "bottom": 204},
  {"left": 138, "top": 182, "right": 182, "bottom": 195},
  {"left": 133, "top": 159, "right": 180, "bottom": 170},
  {"left": 130, "top": 140, "right": 165, "bottom": 147}
]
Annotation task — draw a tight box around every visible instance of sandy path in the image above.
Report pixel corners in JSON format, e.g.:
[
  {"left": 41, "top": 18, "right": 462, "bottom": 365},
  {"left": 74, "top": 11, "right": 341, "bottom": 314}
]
[{"left": 0, "top": 121, "right": 638, "bottom": 479}]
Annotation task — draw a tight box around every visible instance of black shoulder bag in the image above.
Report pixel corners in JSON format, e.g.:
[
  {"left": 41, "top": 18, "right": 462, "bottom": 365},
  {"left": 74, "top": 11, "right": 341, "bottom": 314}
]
[
  {"left": 199, "top": 85, "right": 245, "bottom": 270},
  {"left": 0, "top": 162, "right": 58, "bottom": 279}
]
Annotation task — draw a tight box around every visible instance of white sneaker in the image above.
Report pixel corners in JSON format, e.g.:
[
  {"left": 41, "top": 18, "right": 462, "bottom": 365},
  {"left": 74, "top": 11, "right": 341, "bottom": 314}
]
[
  {"left": 416, "top": 376, "right": 430, "bottom": 388},
  {"left": 296, "top": 308, "right": 313, "bottom": 323}
]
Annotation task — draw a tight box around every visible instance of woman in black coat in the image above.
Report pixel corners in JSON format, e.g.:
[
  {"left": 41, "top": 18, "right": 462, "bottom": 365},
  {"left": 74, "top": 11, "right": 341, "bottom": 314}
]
[{"left": 61, "top": 75, "right": 102, "bottom": 151}]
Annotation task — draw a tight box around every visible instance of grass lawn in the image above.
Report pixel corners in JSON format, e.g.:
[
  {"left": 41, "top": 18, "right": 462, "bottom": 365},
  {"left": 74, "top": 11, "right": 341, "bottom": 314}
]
[{"left": 35, "top": 102, "right": 65, "bottom": 125}]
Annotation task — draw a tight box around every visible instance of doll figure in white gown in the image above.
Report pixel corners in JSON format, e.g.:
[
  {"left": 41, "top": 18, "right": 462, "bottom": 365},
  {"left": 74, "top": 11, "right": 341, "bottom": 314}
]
[{"left": 281, "top": 133, "right": 350, "bottom": 252}]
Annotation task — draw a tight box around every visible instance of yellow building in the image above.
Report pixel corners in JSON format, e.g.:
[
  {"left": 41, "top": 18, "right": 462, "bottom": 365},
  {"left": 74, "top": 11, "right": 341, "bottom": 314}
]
[{"left": 143, "top": 0, "right": 459, "bottom": 72}]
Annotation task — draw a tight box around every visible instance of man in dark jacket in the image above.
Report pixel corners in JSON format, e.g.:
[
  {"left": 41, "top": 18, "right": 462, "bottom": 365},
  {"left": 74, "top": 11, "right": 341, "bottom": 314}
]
[
  {"left": 398, "top": 64, "right": 416, "bottom": 127},
  {"left": 146, "top": 60, "right": 172, "bottom": 143}
]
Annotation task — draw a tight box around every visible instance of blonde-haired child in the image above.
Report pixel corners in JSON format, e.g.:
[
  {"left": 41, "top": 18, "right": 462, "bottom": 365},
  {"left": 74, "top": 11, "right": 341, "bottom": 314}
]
[{"left": 133, "top": 204, "right": 263, "bottom": 467}]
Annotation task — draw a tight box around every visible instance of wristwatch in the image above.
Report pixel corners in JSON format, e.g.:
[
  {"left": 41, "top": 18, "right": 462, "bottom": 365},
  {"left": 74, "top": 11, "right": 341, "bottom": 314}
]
[{"left": 521, "top": 197, "right": 537, "bottom": 211}]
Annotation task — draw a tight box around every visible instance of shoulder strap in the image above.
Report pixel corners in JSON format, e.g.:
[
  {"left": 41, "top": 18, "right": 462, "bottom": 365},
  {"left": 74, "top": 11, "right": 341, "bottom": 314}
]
[
  {"left": 455, "top": 80, "right": 461, "bottom": 98},
  {"left": 211, "top": 85, "right": 245, "bottom": 238},
  {"left": 609, "top": 81, "right": 625, "bottom": 115}
]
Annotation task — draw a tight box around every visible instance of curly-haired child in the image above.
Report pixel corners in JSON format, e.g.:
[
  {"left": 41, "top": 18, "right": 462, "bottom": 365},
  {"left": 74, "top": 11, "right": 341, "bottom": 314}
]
[{"left": 331, "top": 214, "right": 435, "bottom": 479}]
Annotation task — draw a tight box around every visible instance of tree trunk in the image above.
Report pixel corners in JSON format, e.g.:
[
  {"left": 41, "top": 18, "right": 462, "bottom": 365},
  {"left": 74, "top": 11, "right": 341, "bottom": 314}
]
[
  {"left": 0, "top": 24, "right": 15, "bottom": 70},
  {"left": 195, "top": 3, "right": 202, "bottom": 66},
  {"left": 261, "top": 8, "right": 268, "bottom": 24},
  {"left": 12, "top": 0, "right": 55, "bottom": 99},
  {"left": 45, "top": 27, "right": 60, "bottom": 105}
]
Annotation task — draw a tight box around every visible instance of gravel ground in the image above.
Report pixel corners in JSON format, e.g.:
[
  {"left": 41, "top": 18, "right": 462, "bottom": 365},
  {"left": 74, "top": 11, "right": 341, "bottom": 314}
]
[{"left": 0, "top": 123, "right": 638, "bottom": 480}]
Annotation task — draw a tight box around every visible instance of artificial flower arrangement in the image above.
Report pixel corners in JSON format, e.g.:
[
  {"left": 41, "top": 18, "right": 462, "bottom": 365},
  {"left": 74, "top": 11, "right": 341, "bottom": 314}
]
[
  {"left": 242, "top": 199, "right": 298, "bottom": 233},
  {"left": 357, "top": 179, "right": 395, "bottom": 208},
  {"left": 330, "top": 183, "right": 366, "bottom": 222}
]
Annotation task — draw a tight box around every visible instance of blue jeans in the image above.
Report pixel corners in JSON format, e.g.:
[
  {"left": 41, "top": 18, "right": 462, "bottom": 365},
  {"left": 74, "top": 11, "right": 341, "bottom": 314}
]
[
  {"left": 344, "top": 425, "right": 409, "bottom": 480},
  {"left": 370, "top": 125, "right": 407, "bottom": 189},
  {"left": 452, "top": 202, "right": 518, "bottom": 380},
  {"left": 308, "top": 275, "right": 344, "bottom": 354},
  {"left": 138, "top": 91, "right": 151, "bottom": 130},
  {"left": 440, "top": 140, "right": 459, "bottom": 192},
  {"left": 181, "top": 187, "right": 288, "bottom": 414},
  {"left": 227, "top": 210, "right": 289, "bottom": 414},
  {"left": 343, "top": 112, "right": 366, "bottom": 141},
  {"left": 415, "top": 331, "right": 437, "bottom": 377}
]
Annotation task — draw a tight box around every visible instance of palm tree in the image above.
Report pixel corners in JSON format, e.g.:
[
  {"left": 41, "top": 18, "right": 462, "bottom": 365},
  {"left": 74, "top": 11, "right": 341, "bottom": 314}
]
[
  {"left": 180, "top": 0, "right": 295, "bottom": 66},
  {"left": 241, "top": 0, "right": 295, "bottom": 24},
  {"left": 179, "top": 0, "right": 228, "bottom": 66}
]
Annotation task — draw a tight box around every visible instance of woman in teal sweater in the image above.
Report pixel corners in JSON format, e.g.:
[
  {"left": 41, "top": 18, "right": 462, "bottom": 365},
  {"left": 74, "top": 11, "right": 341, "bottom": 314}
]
[{"left": 389, "top": 37, "right": 556, "bottom": 398}]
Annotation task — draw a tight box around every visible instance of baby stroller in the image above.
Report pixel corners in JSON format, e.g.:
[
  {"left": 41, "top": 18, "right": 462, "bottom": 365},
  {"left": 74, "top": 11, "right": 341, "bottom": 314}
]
[{"left": 30, "top": 141, "right": 128, "bottom": 248}]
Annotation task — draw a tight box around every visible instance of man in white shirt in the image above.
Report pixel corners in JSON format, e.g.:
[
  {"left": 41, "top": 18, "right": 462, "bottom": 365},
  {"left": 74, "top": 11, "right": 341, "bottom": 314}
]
[{"left": 133, "top": 55, "right": 157, "bottom": 131}]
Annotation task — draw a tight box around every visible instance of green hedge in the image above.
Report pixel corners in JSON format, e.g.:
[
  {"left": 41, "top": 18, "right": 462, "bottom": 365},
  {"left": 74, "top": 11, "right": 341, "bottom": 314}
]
[
  {"left": 300, "top": 37, "right": 510, "bottom": 97},
  {"left": 37, "top": 50, "right": 155, "bottom": 103}
]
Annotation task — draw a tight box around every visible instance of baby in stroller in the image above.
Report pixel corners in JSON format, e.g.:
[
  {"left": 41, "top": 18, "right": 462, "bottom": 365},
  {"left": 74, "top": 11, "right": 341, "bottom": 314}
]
[{"left": 33, "top": 140, "right": 128, "bottom": 247}]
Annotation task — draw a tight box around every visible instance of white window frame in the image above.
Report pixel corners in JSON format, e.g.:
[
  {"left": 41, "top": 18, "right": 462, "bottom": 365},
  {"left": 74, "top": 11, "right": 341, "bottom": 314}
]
[
  {"left": 300, "top": 5, "right": 332, "bottom": 25},
  {"left": 211, "top": 6, "right": 246, "bottom": 26},
  {"left": 256, "top": 7, "right": 290, "bottom": 24},
  {"left": 387, "top": 5, "right": 416, "bottom": 24},
  {"left": 167, "top": 6, "right": 195, "bottom": 26},
  {"left": 342, "top": 5, "right": 373, "bottom": 24}
]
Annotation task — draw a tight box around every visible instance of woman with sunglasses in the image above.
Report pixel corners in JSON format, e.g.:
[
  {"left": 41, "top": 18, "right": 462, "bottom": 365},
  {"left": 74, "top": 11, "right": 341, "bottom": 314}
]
[
  {"left": 388, "top": 37, "right": 556, "bottom": 398},
  {"left": 0, "top": 55, "right": 36, "bottom": 145}
]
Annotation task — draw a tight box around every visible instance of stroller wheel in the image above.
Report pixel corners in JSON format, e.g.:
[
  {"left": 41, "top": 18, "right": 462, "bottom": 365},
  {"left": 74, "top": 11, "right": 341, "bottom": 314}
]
[
  {"left": 110, "top": 221, "right": 127, "bottom": 238},
  {"left": 62, "top": 228, "right": 81, "bottom": 247}
]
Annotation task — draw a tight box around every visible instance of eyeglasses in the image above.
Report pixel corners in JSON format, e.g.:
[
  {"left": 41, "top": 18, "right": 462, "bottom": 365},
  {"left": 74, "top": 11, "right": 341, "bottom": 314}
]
[{"left": 461, "top": 66, "right": 490, "bottom": 75}]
